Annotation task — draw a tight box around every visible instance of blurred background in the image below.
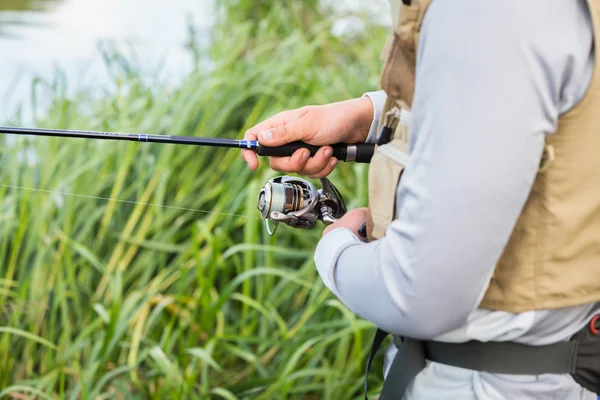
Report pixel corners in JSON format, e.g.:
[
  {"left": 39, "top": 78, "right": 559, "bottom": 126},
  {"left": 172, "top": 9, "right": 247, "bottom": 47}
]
[
  {"left": 0, "top": 0, "right": 211, "bottom": 123},
  {"left": 0, "top": 0, "right": 390, "bottom": 398}
]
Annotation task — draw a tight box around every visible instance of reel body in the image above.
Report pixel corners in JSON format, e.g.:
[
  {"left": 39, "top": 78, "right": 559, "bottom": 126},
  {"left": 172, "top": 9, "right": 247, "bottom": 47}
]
[{"left": 257, "top": 176, "right": 347, "bottom": 235}]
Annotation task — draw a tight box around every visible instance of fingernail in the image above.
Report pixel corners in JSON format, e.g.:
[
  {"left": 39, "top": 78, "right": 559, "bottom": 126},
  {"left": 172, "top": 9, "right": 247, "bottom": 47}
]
[
  {"left": 324, "top": 148, "right": 333, "bottom": 158},
  {"left": 259, "top": 130, "right": 272, "bottom": 141},
  {"left": 330, "top": 158, "right": 338, "bottom": 167},
  {"left": 302, "top": 150, "right": 310, "bottom": 161}
]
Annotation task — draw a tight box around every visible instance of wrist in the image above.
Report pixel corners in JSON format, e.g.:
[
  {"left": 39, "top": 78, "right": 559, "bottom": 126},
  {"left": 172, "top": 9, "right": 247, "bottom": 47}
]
[{"left": 347, "top": 97, "right": 374, "bottom": 143}]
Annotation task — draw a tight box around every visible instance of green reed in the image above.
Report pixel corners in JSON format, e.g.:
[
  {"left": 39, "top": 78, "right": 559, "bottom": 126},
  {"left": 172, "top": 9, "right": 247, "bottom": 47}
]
[{"left": 0, "top": 2, "right": 388, "bottom": 399}]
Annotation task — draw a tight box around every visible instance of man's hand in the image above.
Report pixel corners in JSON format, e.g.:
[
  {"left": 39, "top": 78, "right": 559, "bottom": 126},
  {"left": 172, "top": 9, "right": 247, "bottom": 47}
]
[
  {"left": 322, "top": 208, "right": 368, "bottom": 238},
  {"left": 241, "top": 97, "right": 373, "bottom": 178}
]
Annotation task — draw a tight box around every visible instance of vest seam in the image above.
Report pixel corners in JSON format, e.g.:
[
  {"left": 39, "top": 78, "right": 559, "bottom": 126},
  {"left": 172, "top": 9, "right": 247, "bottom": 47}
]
[
  {"left": 561, "top": 0, "right": 600, "bottom": 117},
  {"left": 535, "top": 173, "right": 548, "bottom": 310},
  {"left": 529, "top": 185, "right": 538, "bottom": 310}
]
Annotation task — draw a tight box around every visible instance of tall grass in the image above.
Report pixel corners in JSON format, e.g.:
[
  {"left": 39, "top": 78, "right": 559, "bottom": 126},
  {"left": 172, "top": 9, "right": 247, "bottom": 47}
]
[{"left": 0, "top": 2, "right": 388, "bottom": 399}]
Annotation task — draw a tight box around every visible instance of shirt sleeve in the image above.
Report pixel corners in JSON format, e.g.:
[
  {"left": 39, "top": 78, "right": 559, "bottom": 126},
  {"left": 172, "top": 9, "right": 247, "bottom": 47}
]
[
  {"left": 314, "top": 0, "right": 584, "bottom": 339},
  {"left": 363, "top": 90, "right": 388, "bottom": 143}
]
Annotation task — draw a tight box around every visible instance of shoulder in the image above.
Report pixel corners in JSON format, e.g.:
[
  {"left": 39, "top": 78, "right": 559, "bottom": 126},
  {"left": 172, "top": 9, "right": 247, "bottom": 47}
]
[
  {"left": 421, "top": 0, "right": 592, "bottom": 46},
  {"left": 419, "top": 0, "right": 594, "bottom": 113}
]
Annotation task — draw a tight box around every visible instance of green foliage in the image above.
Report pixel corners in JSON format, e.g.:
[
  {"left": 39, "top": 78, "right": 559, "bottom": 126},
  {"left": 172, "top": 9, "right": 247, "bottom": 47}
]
[
  {"left": 0, "top": 0, "right": 61, "bottom": 12},
  {"left": 0, "top": 3, "right": 388, "bottom": 399}
]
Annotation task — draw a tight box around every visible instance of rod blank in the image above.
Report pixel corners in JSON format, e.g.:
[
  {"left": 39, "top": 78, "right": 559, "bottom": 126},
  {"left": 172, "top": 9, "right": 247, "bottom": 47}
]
[{"left": 0, "top": 126, "right": 374, "bottom": 163}]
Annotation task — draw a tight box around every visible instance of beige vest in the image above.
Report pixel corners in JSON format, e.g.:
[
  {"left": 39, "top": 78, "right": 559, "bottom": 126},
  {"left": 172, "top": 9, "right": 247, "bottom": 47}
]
[
  {"left": 366, "top": 0, "right": 430, "bottom": 240},
  {"left": 367, "top": 0, "right": 600, "bottom": 313}
]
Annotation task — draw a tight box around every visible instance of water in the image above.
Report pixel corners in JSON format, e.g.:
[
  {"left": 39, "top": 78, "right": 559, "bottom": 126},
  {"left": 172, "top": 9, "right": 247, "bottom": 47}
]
[
  {"left": 0, "top": 0, "right": 389, "bottom": 125},
  {"left": 0, "top": 0, "right": 214, "bottom": 124}
]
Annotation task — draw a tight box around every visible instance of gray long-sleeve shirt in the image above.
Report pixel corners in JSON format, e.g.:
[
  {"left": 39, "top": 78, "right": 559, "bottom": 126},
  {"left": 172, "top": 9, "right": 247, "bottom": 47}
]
[{"left": 313, "top": 0, "right": 600, "bottom": 398}]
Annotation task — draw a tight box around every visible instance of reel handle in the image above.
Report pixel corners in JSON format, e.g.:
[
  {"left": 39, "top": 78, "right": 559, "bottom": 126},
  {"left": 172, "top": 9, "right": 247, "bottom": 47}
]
[{"left": 257, "top": 142, "right": 374, "bottom": 163}]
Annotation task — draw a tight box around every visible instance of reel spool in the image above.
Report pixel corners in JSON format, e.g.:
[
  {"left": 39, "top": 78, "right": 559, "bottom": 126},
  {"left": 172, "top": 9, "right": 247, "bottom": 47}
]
[{"left": 257, "top": 176, "right": 347, "bottom": 235}]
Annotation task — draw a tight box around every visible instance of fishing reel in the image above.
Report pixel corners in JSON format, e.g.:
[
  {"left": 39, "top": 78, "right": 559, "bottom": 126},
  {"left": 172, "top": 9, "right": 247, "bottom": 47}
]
[{"left": 257, "top": 176, "right": 347, "bottom": 235}]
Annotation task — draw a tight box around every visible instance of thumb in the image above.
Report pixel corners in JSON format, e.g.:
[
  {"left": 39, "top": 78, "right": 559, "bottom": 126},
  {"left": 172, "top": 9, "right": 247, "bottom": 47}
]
[{"left": 257, "top": 121, "right": 310, "bottom": 147}]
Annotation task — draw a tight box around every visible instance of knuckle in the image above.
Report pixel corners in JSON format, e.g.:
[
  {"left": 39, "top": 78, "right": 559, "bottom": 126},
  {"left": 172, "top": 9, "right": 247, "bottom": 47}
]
[
  {"left": 306, "top": 170, "right": 320, "bottom": 179},
  {"left": 322, "top": 167, "right": 334, "bottom": 178},
  {"left": 298, "top": 105, "right": 310, "bottom": 114},
  {"left": 243, "top": 129, "right": 257, "bottom": 140},
  {"left": 306, "top": 160, "right": 329, "bottom": 175},
  {"left": 289, "top": 160, "right": 303, "bottom": 173},
  {"left": 303, "top": 168, "right": 320, "bottom": 178},
  {"left": 320, "top": 147, "right": 333, "bottom": 160},
  {"left": 270, "top": 161, "right": 282, "bottom": 172},
  {"left": 301, "top": 105, "right": 316, "bottom": 114},
  {"left": 273, "top": 158, "right": 298, "bottom": 173}
]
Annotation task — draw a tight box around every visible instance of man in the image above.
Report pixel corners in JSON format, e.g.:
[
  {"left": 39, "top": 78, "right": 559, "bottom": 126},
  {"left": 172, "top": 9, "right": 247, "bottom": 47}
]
[{"left": 242, "top": 0, "right": 600, "bottom": 398}]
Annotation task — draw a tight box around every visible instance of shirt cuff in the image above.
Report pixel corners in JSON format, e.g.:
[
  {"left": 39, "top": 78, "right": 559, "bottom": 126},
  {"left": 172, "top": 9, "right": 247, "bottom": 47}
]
[
  {"left": 362, "top": 90, "right": 387, "bottom": 143},
  {"left": 314, "top": 227, "right": 364, "bottom": 297}
]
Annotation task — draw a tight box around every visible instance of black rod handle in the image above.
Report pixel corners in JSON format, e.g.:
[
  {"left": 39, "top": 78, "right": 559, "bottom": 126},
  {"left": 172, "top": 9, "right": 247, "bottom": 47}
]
[
  {"left": 257, "top": 142, "right": 374, "bottom": 163},
  {"left": 354, "top": 143, "right": 376, "bottom": 163}
]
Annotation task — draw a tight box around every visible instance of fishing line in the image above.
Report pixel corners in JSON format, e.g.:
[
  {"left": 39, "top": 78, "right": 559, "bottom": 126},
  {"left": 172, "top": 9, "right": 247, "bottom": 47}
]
[
  {"left": 0, "top": 126, "right": 372, "bottom": 230},
  {"left": 0, "top": 184, "right": 261, "bottom": 220}
]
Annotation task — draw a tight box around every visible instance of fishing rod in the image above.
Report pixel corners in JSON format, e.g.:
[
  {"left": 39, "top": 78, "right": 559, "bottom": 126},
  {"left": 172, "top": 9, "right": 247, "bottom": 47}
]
[
  {"left": 0, "top": 126, "right": 375, "bottom": 163},
  {"left": 0, "top": 125, "right": 374, "bottom": 234}
]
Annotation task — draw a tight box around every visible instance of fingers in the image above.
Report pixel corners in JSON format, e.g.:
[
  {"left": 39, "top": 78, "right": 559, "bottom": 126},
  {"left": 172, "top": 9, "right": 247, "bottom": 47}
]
[
  {"left": 270, "top": 146, "right": 337, "bottom": 177},
  {"left": 241, "top": 129, "right": 260, "bottom": 170},
  {"left": 257, "top": 117, "right": 313, "bottom": 148},
  {"left": 241, "top": 149, "right": 259, "bottom": 170},
  {"left": 247, "top": 108, "right": 303, "bottom": 140},
  {"left": 308, "top": 158, "right": 338, "bottom": 179},
  {"left": 240, "top": 105, "right": 339, "bottom": 177},
  {"left": 301, "top": 146, "right": 335, "bottom": 177},
  {"left": 241, "top": 108, "right": 310, "bottom": 170},
  {"left": 322, "top": 208, "right": 368, "bottom": 237},
  {"left": 269, "top": 148, "right": 310, "bottom": 173}
]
